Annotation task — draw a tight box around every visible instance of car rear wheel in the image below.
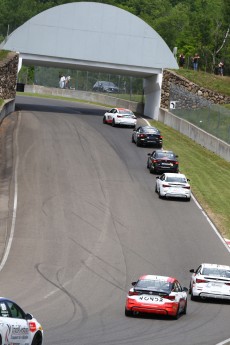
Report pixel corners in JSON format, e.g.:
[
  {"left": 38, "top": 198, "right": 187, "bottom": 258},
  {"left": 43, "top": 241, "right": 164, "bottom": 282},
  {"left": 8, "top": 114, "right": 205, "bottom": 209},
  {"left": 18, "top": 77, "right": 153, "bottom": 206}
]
[
  {"left": 112, "top": 119, "right": 116, "bottom": 127},
  {"left": 172, "top": 305, "right": 180, "bottom": 320},
  {"left": 136, "top": 140, "right": 141, "bottom": 147},
  {"left": 149, "top": 165, "right": 154, "bottom": 174},
  {"left": 155, "top": 184, "right": 158, "bottom": 193},
  {"left": 191, "top": 290, "right": 198, "bottom": 301},
  {"left": 125, "top": 308, "right": 133, "bottom": 317},
  {"left": 103, "top": 116, "right": 106, "bottom": 124},
  {"left": 182, "top": 301, "right": 187, "bottom": 314},
  {"left": 132, "top": 135, "right": 135, "bottom": 143}
]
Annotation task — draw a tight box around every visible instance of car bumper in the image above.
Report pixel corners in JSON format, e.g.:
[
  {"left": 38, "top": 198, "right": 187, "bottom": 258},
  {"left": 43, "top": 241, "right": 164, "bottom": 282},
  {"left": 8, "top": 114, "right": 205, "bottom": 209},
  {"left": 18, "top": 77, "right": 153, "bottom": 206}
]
[
  {"left": 116, "top": 120, "right": 137, "bottom": 126},
  {"left": 155, "top": 166, "right": 178, "bottom": 172},
  {"left": 192, "top": 286, "right": 230, "bottom": 299},
  {"left": 126, "top": 299, "right": 179, "bottom": 316},
  {"left": 139, "top": 139, "right": 162, "bottom": 146}
]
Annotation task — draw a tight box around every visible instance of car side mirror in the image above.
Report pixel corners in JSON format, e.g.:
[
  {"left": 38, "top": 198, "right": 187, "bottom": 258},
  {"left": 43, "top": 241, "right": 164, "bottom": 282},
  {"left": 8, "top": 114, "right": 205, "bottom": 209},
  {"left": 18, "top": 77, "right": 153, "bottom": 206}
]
[
  {"left": 147, "top": 153, "right": 151, "bottom": 156},
  {"left": 132, "top": 281, "right": 137, "bottom": 286},
  {"left": 187, "top": 178, "right": 190, "bottom": 181},
  {"left": 190, "top": 269, "right": 195, "bottom": 273},
  {"left": 25, "top": 313, "right": 33, "bottom": 320},
  {"left": 156, "top": 176, "right": 159, "bottom": 179}
]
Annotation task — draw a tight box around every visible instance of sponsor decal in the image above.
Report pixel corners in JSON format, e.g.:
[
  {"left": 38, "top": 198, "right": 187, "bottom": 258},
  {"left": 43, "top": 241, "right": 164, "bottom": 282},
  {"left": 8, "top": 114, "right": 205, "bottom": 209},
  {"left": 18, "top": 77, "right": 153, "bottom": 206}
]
[{"left": 29, "top": 322, "right": 37, "bottom": 333}]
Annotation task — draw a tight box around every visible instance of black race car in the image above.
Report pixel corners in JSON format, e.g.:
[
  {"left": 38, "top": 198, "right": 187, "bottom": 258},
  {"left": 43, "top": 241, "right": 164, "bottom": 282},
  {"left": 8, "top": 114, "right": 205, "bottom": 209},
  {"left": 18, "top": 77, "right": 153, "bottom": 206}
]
[
  {"left": 147, "top": 150, "right": 179, "bottom": 174},
  {"left": 132, "top": 126, "right": 163, "bottom": 147}
]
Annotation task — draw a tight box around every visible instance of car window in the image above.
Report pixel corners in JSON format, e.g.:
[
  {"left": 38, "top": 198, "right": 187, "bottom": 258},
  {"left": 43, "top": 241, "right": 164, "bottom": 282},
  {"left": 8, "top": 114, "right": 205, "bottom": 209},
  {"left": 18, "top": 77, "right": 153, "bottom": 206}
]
[
  {"left": 160, "top": 174, "right": 165, "bottom": 181},
  {"left": 202, "top": 268, "right": 230, "bottom": 277},
  {"left": 143, "top": 128, "right": 159, "bottom": 134},
  {"left": 196, "top": 265, "right": 202, "bottom": 274},
  {"left": 166, "top": 176, "right": 187, "bottom": 183},
  {"left": 0, "top": 301, "right": 10, "bottom": 317},
  {"left": 136, "top": 279, "right": 172, "bottom": 292},
  {"left": 6, "top": 301, "right": 25, "bottom": 319}
]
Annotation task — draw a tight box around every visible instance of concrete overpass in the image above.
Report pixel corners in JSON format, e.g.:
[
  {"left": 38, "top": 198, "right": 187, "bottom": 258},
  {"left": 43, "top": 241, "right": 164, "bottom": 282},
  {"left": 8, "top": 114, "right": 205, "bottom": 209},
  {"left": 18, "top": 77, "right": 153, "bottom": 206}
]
[{"left": 2, "top": 1, "right": 178, "bottom": 118}]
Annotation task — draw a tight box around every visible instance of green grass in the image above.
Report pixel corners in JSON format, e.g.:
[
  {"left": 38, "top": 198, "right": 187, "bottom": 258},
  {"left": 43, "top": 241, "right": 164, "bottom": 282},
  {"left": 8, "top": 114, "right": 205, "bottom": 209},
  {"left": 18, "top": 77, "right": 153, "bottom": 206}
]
[
  {"left": 0, "top": 50, "right": 10, "bottom": 60},
  {"left": 149, "top": 119, "right": 230, "bottom": 239},
  {"left": 172, "top": 68, "right": 230, "bottom": 97}
]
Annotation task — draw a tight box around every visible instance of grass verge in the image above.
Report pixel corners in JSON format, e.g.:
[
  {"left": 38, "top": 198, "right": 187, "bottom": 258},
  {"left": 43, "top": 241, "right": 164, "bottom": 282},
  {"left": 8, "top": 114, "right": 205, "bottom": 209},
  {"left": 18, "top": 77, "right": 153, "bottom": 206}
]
[
  {"left": 172, "top": 68, "right": 230, "bottom": 97},
  {"left": 149, "top": 119, "right": 230, "bottom": 239}
]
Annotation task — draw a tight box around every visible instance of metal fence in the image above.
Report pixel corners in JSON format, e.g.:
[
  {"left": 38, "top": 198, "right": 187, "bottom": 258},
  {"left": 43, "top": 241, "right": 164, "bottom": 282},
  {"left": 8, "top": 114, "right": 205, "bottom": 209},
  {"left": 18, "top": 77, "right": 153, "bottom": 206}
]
[
  {"left": 170, "top": 84, "right": 230, "bottom": 144},
  {"left": 32, "top": 66, "right": 144, "bottom": 103}
]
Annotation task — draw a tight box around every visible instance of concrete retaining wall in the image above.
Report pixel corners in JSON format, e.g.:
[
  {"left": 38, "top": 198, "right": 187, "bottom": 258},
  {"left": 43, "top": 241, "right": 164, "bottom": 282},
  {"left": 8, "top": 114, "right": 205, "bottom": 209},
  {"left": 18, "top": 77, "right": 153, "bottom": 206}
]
[
  {"left": 0, "top": 99, "right": 15, "bottom": 124},
  {"left": 159, "top": 108, "right": 230, "bottom": 162},
  {"left": 25, "top": 85, "right": 144, "bottom": 114}
]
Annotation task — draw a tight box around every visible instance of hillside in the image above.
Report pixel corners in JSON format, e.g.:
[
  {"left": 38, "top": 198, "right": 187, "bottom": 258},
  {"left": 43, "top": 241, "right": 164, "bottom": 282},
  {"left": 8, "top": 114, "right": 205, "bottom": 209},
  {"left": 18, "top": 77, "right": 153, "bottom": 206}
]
[{"left": 173, "top": 68, "right": 230, "bottom": 103}]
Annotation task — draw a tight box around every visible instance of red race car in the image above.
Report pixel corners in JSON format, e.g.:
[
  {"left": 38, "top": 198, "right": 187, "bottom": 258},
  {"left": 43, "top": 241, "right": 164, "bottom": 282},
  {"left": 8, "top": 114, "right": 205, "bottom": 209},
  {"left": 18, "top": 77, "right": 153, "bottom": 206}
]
[{"left": 125, "top": 275, "right": 188, "bottom": 319}]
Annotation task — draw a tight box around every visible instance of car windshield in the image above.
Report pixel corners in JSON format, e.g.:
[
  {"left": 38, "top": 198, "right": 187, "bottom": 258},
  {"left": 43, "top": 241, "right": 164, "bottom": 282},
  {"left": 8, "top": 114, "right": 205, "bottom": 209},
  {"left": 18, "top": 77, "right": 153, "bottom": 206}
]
[
  {"left": 143, "top": 128, "right": 159, "bottom": 134},
  {"left": 136, "top": 279, "right": 172, "bottom": 293},
  {"left": 166, "top": 176, "right": 187, "bottom": 183},
  {"left": 118, "top": 110, "right": 134, "bottom": 115},
  {"left": 156, "top": 152, "right": 175, "bottom": 159},
  {"left": 202, "top": 268, "right": 230, "bottom": 277}
]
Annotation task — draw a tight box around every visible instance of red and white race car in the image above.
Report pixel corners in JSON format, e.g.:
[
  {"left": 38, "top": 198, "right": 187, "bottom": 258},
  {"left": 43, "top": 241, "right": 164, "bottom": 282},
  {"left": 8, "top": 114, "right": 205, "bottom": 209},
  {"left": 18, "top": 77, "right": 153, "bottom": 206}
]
[
  {"left": 125, "top": 275, "right": 188, "bottom": 319},
  {"left": 103, "top": 108, "right": 137, "bottom": 127}
]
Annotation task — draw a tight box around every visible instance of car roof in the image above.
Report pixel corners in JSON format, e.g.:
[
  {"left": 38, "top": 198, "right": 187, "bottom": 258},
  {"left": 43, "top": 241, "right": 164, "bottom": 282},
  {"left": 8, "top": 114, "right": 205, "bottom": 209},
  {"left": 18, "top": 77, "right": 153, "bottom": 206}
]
[
  {"left": 164, "top": 173, "right": 186, "bottom": 178},
  {"left": 155, "top": 150, "right": 174, "bottom": 154},
  {"left": 138, "top": 275, "right": 176, "bottom": 283},
  {"left": 201, "top": 263, "right": 230, "bottom": 269}
]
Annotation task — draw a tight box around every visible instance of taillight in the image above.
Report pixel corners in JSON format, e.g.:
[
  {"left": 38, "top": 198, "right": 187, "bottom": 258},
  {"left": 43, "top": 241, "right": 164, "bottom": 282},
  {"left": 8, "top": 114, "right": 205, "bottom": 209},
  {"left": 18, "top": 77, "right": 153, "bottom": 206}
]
[
  {"left": 152, "top": 159, "right": 159, "bottom": 163},
  {"left": 183, "top": 186, "right": 190, "bottom": 189},
  {"left": 225, "top": 283, "right": 230, "bottom": 286},
  {"left": 138, "top": 134, "right": 147, "bottom": 138},
  {"left": 160, "top": 136, "right": 163, "bottom": 139},
  {"left": 117, "top": 115, "right": 123, "bottom": 118},
  {"left": 196, "top": 278, "right": 207, "bottom": 283},
  {"left": 164, "top": 295, "right": 175, "bottom": 301},
  {"left": 128, "top": 290, "right": 139, "bottom": 296}
]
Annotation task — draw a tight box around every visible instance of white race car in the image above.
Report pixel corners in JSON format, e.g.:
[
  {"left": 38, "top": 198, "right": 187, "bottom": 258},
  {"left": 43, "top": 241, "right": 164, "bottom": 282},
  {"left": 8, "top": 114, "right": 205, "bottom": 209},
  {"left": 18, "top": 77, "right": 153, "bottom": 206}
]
[
  {"left": 155, "top": 172, "right": 191, "bottom": 201},
  {"left": 103, "top": 108, "right": 137, "bottom": 127},
  {"left": 189, "top": 263, "right": 230, "bottom": 300},
  {"left": 0, "top": 297, "right": 43, "bottom": 345}
]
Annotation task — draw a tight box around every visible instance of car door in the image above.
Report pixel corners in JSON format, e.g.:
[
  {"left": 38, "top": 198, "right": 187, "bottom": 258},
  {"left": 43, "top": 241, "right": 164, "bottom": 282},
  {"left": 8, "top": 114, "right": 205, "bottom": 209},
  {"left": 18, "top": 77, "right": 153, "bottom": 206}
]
[
  {"left": 174, "top": 282, "right": 186, "bottom": 311},
  {"left": 133, "top": 127, "right": 140, "bottom": 142},
  {"left": 4, "top": 300, "right": 31, "bottom": 345}
]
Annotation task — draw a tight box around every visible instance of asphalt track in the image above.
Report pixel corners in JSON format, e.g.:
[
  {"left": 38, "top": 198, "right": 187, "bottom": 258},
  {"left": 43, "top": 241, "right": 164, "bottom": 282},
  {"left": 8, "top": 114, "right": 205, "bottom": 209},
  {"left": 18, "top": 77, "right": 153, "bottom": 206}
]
[{"left": 0, "top": 95, "right": 229, "bottom": 345}]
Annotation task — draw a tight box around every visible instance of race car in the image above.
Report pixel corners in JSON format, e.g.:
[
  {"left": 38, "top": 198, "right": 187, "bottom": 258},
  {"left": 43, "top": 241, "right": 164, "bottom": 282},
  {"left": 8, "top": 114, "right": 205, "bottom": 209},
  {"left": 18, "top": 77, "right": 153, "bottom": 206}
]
[
  {"left": 155, "top": 173, "right": 191, "bottom": 201},
  {"left": 189, "top": 263, "right": 230, "bottom": 301},
  {"left": 0, "top": 297, "right": 43, "bottom": 345},
  {"left": 103, "top": 108, "right": 137, "bottom": 127},
  {"left": 125, "top": 275, "right": 188, "bottom": 319}
]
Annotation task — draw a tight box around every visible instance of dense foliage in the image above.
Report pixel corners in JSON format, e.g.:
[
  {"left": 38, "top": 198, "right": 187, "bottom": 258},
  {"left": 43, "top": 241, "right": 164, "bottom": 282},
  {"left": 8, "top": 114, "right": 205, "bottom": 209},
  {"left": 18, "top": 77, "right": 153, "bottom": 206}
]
[{"left": 0, "top": 0, "right": 229, "bottom": 74}]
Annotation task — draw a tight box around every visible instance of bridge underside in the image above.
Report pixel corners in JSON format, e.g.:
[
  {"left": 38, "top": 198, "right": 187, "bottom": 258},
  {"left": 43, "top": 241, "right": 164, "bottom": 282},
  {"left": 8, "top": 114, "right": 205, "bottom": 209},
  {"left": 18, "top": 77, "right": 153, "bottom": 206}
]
[{"left": 3, "top": 2, "right": 178, "bottom": 118}]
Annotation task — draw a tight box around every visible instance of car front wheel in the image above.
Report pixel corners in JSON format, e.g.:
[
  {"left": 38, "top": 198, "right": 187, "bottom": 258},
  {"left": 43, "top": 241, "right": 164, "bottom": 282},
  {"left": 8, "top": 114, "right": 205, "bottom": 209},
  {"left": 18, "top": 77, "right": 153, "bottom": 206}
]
[{"left": 103, "top": 116, "right": 106, "bottom": 124}]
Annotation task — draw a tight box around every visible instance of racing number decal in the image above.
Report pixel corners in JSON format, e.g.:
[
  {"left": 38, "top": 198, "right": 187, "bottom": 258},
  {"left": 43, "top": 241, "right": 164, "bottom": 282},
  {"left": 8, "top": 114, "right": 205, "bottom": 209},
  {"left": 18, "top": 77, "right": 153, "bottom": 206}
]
[{"left": 139, "top": 296, "right": 163, "bottom": 302}]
